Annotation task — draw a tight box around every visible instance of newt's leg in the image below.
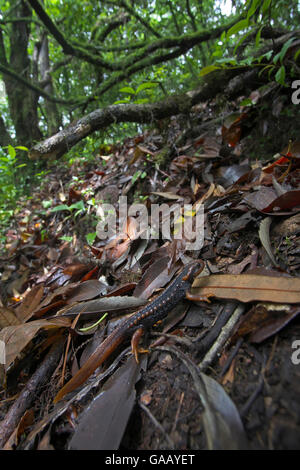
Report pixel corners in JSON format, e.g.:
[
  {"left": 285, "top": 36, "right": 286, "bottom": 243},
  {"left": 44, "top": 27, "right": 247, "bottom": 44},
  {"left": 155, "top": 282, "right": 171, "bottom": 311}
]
[{"left": 131, "top": 327, "right": 148, "bottom": 363}]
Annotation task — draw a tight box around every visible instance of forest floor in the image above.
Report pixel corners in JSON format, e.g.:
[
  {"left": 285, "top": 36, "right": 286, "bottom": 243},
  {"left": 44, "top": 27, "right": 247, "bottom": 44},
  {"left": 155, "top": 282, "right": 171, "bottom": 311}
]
[{"left": 0, "top": 85, "right": 300, "bottom": 450}]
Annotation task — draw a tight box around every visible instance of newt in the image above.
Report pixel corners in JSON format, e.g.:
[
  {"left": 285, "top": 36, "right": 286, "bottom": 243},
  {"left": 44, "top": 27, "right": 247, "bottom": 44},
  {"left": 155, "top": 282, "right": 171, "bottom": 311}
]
[{"left": 54, "top": 260, "right": 204, "bottom": 403}]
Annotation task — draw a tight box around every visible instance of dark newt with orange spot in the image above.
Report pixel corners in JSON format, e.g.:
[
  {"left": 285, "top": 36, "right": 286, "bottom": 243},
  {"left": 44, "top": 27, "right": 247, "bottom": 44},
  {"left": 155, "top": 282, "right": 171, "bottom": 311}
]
[{"left": 54, "top": 260, "right": 204, "bottom": 403}]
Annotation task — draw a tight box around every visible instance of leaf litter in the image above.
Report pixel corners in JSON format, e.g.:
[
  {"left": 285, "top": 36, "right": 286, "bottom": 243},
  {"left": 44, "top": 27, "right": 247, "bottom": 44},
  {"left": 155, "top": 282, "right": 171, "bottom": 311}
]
[{"left": 0, "top": 93, "right": 300, "bottom": 450}]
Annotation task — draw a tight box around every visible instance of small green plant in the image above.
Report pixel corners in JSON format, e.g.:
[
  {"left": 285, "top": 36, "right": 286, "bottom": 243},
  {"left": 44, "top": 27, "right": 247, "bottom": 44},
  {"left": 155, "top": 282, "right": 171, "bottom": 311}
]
[
  {"left": 114, "top": 82, "right": 158, "bottom": 105},
  {"left": 131, "top": 169, "right": 147, "bottom": 185},
  {"left": 59, "top": 236, "right": 73, "bottom": 242},
  {"left": 50, "top": 200, "right": 86, "bottom": 219},
  {"left": 86, "top": 232, "right": 97, "bottom": 244}
]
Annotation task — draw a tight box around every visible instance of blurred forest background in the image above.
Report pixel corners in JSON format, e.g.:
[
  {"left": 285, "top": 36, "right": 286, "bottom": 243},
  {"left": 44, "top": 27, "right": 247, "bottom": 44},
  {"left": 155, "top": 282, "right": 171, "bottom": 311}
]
[{"left": 0, "top": 0, "right": 299, "bottom": 242}]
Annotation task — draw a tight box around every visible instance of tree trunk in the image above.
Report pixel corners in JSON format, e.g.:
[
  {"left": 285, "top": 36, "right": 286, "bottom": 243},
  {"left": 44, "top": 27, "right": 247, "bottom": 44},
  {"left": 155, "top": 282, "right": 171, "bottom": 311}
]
[
  {"left": 3, "top": 0, "right": 41, "bottom": 148},
  {"left": 38, "top": 33, "right": 62, "bottom": 135}
]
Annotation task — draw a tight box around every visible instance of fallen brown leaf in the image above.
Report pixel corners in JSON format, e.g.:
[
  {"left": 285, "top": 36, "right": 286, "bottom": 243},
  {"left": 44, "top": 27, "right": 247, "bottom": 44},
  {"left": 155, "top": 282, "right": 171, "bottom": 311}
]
[
  {"left": 0, "top": 317, "right": 71, "bottom": 369},
  {"left": 190, "top": 273, "right": 300, "bottom": 304}
]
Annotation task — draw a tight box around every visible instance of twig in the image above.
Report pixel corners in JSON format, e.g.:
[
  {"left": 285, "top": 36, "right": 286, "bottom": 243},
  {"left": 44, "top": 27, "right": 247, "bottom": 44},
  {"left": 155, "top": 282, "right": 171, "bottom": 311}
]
[
  {"left": 171, "top": 391, "right": 185, "bottom": 434},
  {"left": 59, "top": 313, "right": 80, "bottom": 387},
  {"left": 194, "top": 302, "right": 238, "bottom": 355},
  {"left": 240, "top": 356, "right": 267, "bottom": 418},
  {"left": 0, "top": 338, "right": 65, "bottom": 448},
  {"left": 198, "top": 304, "right": 245, "bottom": 371},
  {"left": 219, "top": 338, "right": 244, "bottom": 378},
  {"left": 139, "top": 401, "right": 175, "bottom": 449}
]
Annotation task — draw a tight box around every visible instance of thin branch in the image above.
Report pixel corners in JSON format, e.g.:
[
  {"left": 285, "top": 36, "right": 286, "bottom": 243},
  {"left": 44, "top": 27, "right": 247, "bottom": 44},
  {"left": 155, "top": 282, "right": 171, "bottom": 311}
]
[
  {"left": 139, "top": 401, "right": 175, "bottom": 448},
  {"left": 108, "top": 0, "right": 162, "bottom": 38},
  {"left": 186, "top": 0, "right": 197, "bottom": 32},
  {"left": 198, "top": 305, "right": 245, "bottom": 372},
  {"left": 0, "top": 16, "right": 44, "bottom": 27},
  {"left": 92, "top": 12, "right": 130, "bottom": 42},
  {"left": 0, "top": 62, "right": 80, "bottom": 106},
  {"left": 85, "top": 16, "right": 242, "bottom": 104},
  {"left": 26, "top": 0, "right": 115, "bottom": 70},
  {"left": 0, "top": 338, "right": 65, "bottom": 449}
]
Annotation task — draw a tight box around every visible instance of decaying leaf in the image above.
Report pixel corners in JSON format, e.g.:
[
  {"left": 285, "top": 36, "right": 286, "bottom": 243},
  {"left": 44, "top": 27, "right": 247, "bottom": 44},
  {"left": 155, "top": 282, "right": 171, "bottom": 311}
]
[
  {"left": 0, "top": 317, "right": 71, "bottom": 370},
  {"left": 15, "top": 284, "right": 45, "bottom": 322},
  {"left": 234, "top": 303, "right": 300, "bottom": 343},
  {"left": 190, "top": 273, "right": 300, "bottom": 304},
  {"left": 69, "top": 355, "right": 144, "bottom": 450},
  {"left": 0, "top": 306, "right": 21, "bottom": 328},
  {"left": 259, "top": 217, "right": 278, "bottom": 267}
]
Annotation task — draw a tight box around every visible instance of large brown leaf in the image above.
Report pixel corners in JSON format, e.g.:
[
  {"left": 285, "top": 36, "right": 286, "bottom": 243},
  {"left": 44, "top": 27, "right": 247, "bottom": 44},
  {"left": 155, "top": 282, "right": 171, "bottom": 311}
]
[
  {"left": 0, "top": 317, "right": 71, "bottom": 369},
  {"left": 189, "top": 274, "right": 300, "bottom": 304}
]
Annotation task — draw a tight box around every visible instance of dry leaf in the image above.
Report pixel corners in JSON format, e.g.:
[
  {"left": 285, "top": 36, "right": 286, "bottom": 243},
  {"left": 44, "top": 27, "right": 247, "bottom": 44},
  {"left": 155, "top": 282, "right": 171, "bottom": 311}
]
[
  {"left": 0, "top": 317, "right": 71, "bottom": 369},
  {"left": 190, "top": 274, "right": 300, "bottom": 303}
]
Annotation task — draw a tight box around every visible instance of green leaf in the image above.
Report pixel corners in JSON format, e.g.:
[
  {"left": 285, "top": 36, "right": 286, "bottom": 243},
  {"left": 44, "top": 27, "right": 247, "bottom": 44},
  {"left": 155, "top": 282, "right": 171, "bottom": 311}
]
[
  {"left": 221, "top": 30, "right": 227, "bottom": 40},
  {"left": 42, "top": 200, "right": 52, "bottom": 209},
  {"left": 226, "top": 19, "right": 249, "bottom": 39},
  {"left": 294, "top": 48, "right": 300, "bottom": 61},
  {"left": 131, "top": 170, "right": 142, "bottom": 185},
  {"left": 273, "top": 51, "right": 281, "bottom": 64},
  {"left": 275, "top": 65, "right": 286, "bottom": 85},
  {"left": 273, "top": 37, "right": 296, "bottom": 64},
  {"left": 7, "top": 145, "right": 16, "bottom": 159},
  {"left": 240, "top": 98, "right": 253, "bottom": 106},
  {"left": 247, "top": 0, "right": 261, "bottom": 19},
  {"left": 255, "top": 26, "right": 263, "bottom": 49},
  {"left": 133, "top": 98, "right": 149, "bottom": 104},
  {"left": 262, "top": 0, "right": 272, "bottom": 14},
  {"left": 136, "top": 82, "right": 157, "bottom": 94},
  {"left": 69, "top": 200, "right": 85, "bottom": 211},
  {"left": 86, "top": 232, "right": 97, "bottom": 244},
  {"left": 257, "top": 50, "right": 273, "bottom": 63},
  {"left": 233, "top": 30, "right": 253, "bottom": 54},
  {"left": 258, "top": 64, "right": 273, "bottom": 77},
  {"left": 51, "top": 204, "right": 71, "bottom": 212},
  {"left": 215, "top": 57, "right": 237, "bottom": 65},
  {"left": 119, "top": 86, "right": 136, "bottom": 95},
  {"left": 199, "top": 65, "right": 221, "bottom": 77},
  {"left": 15, "top": 146, "right": 29, "bottom": 151},
  {"left": 113, "top": 99, "right": 130, "bottom": 105},
  {"left": 59, "top": 236, "right": 73, "bottom": 242},
  {"left": 87, "top": 198, "right": 95, "bottom": 206}
]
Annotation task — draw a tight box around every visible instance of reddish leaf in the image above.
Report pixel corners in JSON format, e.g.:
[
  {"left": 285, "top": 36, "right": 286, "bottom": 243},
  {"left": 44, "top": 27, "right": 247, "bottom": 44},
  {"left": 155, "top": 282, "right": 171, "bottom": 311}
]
[
  {"left": 261, "top": 190, "right": 300, "bottom": 213},
  {"left": 68, "top": 187, "right": 82, "bottom": 204}
]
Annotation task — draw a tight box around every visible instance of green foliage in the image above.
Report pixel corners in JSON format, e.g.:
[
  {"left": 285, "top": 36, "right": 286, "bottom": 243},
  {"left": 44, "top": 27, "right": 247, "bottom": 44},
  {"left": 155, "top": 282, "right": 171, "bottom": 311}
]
[
  {"left": 0, "top": 0, "right": 299, "bottom": 164},
  {"left": 0, "top": 145, "right": 27, "bottom": 229},
  {"left": 200, "top": 0, "right": 299, "bottom": 87},
  {"left": 201, "top": 31, "right": 299, "bottom": 87},
  {"left": 86, "top": 232, "right": 97, "bottom": 244},
  {"left": 114, "top": 82, "right": 158, "bottom": 105},
  {"left": 131, "top": 169, "right": 147, "bottom": 186},
  {"left": 0, "top": 144, "right": 51, "bottom": 241},
  {"left": 51, "top": 200, "right": 86, "bottom": 218}
]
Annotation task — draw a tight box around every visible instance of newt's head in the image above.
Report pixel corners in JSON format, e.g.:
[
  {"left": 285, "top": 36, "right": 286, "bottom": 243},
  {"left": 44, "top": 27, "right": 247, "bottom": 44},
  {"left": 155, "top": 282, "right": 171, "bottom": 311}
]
[{"left": 182, "top": 260, "right": 204, "bottom": 282}]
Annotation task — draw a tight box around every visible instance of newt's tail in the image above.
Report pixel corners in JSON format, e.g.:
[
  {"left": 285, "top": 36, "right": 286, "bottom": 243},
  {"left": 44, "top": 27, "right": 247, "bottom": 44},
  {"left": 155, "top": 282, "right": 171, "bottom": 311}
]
[{"left": 54, "top": 327, "right": 125, "bottom": 403}]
